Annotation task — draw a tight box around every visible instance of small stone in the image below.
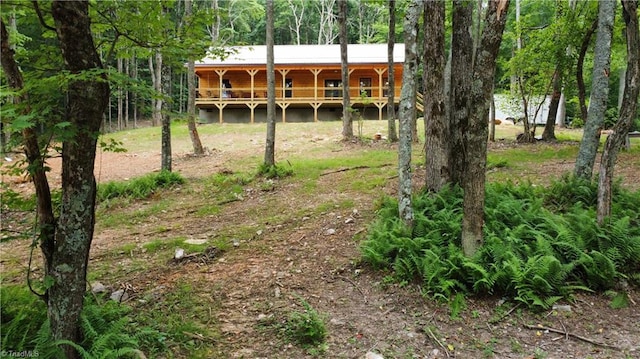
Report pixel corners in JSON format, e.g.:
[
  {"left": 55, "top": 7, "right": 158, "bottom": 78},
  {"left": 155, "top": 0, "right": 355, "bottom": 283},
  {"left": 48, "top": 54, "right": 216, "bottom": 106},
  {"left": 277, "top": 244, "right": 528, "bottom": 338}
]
[
  {"left": 345, "top": 218, "right": 355, "bottom": 224},
  {"left": 365, "top": 352, "right": 384, "bottom": 359},
  {"left": 185, "top": 238, "right": 207, "bottom": 245},
  {"left": 110, "top": 289, "right": 129, "bottom": 302},
  {"left": 174, "top": 248, "right": 185, "bottom": 259},
  {"left": 325, "top": 228, "right": 336, "bottom": 235},
  {"left": 552, "top": 304, "right": 572, "bottom": 312},
  {"left": 256, "top": 229, "right": 263, "bottom": 236},
  {"left": 302, "top": 216, "right": 310, "bottom": 221},
  {"left": 91, "top": 282, "right": 107, "bottom": 293},
  {"left": 232, "top": 239, "right": 240, "bottom": 247},
  {"left": 329, "top": 318, "right": 345, "bottom": 326},
  {"left": 274, "top": 286, "right": 281, "bottom": 298}
]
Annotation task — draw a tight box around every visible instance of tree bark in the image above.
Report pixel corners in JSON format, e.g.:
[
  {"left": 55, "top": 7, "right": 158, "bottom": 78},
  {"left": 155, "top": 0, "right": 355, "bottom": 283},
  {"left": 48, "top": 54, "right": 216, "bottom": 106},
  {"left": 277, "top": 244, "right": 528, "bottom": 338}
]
[
  {"left": 185, "top": 0, "right": 204, "bottom": 156},
  {"left": 387, "top": 0, "right": 398, "bottom": 142},
  {"left": 597, "top": 0, "right": 639, "bottom": 225},
  {"left": 575, "top": 0, "right": 616, "bottom": 180},
  {"left": 449, "top": 0, "right": 475, "bottom": 187},
  {"left": 339, "top": 0, "right": 353, "bottom": 140},
  {"left": 398, "top": 0, "right": 423, "bottom": 226},
  {"left": 50, "top": 2, "right": 110, "bottom": 357},
  {"left": 462, "top": 0, "right": 510, "bottom": 257},
  {"left": 542, "top": 68, "right": 561, "bottom": 141},
  {"left": 576, "top": 18, "right": 599, "bottom": 124},
  {"left": 0, "top": 19, "right": 56, "bottom": 283},
  {"left": 161, "top": 61, "right": 172, "bottom": 172},
  {"left": 423, "top": 0, "right": 449, "bottom": 192},
  {"left": 265, "top": 0, "right": 276, "bottom": 167}
]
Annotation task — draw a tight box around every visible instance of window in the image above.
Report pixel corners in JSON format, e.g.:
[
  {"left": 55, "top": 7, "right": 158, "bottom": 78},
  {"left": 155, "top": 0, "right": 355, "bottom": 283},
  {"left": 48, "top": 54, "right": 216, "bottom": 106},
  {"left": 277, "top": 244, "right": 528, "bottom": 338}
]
[
  {"left": 285, "top": 79, "right": 292, "bottom": 98},
  {"left": 383, "top": 77, "right": 390, "bottom": 97},
  {"left": 325, "top": 79, "right": 342, "bottom": 98}
]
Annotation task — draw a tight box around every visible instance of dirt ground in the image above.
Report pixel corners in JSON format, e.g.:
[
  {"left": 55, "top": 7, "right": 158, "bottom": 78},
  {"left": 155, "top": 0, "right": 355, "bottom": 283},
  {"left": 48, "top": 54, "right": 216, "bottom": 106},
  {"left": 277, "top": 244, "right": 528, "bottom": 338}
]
[{"left": 1, "top": 123, "right": 639, "bottom": 358}]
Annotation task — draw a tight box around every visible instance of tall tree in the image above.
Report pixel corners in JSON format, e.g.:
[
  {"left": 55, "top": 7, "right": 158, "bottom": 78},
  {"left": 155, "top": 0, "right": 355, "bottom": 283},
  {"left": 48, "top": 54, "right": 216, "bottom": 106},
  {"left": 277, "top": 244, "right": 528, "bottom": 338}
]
[
  {"left": 449, "top": 0, "right": 475, "bottom": 186},
  {"left": 387, "top": 0, "right": 398, "bottom": 142},
  {"left": 398, "top": 0, "right": 423, "bottom": 226},
  {"left": 423, "top": 0, "right": 448, "bottom": 192},
  {"left": 597, "top": 0, "right": 639, "bottom": 224},
  {"left": 1, "top": 2, "right": 110, "bottom": 356},
  {"left": 185, "top": 0, "right": 205, "bottom": 156},
  {"left": 338, "top": 0, "right": 353, "bottom": 140},
  {"left": 461, "top": 0, "right": 510, "bottom": 256},
  {"left": 575, "top": 0, "right": 616, "bottom": 179},
  {"left": 265, "top": 0, "right": 276, "bottom": 166}
]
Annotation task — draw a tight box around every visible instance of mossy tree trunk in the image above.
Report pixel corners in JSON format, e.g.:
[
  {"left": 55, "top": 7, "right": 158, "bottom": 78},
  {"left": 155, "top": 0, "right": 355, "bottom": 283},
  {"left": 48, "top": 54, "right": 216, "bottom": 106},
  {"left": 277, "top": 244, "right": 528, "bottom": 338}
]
[
  {"left": 423, "top": 0, "right": 448, "bottom": 192},
  {"left": 449, "top": 0, "right": 474, "bottom": 187},
  {"left": 51, "top": 2, "right": 110, "bottom": 357},
  {"left": 462, "top": 0, "right": 510, "bottom": 257},
  {"left": 397, "top": 0, "right": 423, "bottom": 226},
  {"left": 575, "top": 0, "right": 616, "bottom": 179},
  {"left": 597, "top": 0, "right": 639, "bottom": 225}
]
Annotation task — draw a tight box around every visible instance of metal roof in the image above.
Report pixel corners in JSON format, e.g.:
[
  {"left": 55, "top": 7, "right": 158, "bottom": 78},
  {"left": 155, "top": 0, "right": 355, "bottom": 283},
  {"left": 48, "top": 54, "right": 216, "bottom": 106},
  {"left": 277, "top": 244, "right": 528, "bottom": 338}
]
[{"left": 196, "top": 44, "right": 405, "bottom": 66}]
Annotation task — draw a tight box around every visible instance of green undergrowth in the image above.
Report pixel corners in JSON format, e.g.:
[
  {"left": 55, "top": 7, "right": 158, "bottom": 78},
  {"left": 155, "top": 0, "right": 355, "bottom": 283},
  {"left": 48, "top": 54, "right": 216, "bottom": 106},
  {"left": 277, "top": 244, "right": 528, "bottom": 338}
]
[
  {"left": 1, "top": 285, "right": 167, "bottom": 358},
  {"left": 361, "top": 175, "right": 640, "bottom": 310},
  {"left": 97, "top": 170, "right": 185, "bottom": 203}
]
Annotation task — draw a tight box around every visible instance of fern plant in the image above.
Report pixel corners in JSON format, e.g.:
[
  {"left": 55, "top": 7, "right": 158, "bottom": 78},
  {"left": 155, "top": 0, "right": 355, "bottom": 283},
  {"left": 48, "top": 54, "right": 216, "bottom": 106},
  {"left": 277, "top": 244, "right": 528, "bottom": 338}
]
[{"left": 361, "top": 176, "right": 640, "bottom": 311}]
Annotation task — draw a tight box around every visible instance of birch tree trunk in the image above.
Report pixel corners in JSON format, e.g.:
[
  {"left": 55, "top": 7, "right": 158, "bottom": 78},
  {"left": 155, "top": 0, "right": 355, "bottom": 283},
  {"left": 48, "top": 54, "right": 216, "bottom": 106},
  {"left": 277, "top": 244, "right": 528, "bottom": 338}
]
[
  {"left": 597, "top": 0, "right": 639, "bottom": 224},
  {"left": 339, "top": 0, "right": 352, "bottom": 140},
  {"left": 575, "top": 0, "right": 616, "bottom": 179},
  {"left": 265, "top": 0, "right": 276, "bottom": 167},
  {"left": 424, "top": 0, "right": 448, "bottom": 192},
  {"left": 398, "top": 0, "right": 423, "bottom": 226},
  {"left": 387, "top": 0, "right": 398, "bottom": 142}
]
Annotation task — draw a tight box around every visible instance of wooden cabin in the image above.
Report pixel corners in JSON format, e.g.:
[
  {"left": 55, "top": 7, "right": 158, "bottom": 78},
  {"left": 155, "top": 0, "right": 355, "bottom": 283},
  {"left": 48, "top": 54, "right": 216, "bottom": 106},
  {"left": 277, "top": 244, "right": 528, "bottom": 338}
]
[{"left": 194, "top": 44, "right": 405, "bottom": 123}]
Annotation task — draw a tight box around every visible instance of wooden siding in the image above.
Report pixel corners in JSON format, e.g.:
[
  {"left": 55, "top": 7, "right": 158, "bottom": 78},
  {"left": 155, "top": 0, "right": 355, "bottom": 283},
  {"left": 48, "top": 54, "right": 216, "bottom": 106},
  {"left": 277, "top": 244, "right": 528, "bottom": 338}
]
[{"left": 194, "top": 63, "right": 404, "bottom": 123}]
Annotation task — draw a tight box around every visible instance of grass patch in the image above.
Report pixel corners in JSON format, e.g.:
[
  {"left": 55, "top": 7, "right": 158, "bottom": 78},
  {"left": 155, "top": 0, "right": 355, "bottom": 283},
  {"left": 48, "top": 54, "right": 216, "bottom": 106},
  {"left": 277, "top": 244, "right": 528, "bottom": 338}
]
[
  {"left": 134, "top": 282, "right": 220, "bottom": 357},
  {"left": 97, "top": 170, "right": 185, "bottom": 203}
]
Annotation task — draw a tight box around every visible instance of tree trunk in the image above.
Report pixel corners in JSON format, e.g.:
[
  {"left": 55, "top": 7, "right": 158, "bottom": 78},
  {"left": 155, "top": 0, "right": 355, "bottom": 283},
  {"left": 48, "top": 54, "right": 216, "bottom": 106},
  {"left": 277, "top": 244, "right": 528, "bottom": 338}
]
[
  {"left": 1, "top": 19, "right": 56, "bottom": 285},
  {"left": 161, "top": 61, "right": 172, "bottom": 172},
  {"left": 398, "top": 0, "right": 423, "bottom": 226},
  {"left": 449, "top": 0, "right": 475, "bottom": 187},
  {"left": 185, "top": 0, "right": 204, "bottom": 156},
  {"left": 489, "top": 90, "right": 496, "bottom": 142},
  {"left": 576, "top": 18, "right": 598, "bottom": 124},
  {"left": 575, "top": 0, "right": 616, "bottom": 180},
  {"left": 150, "top": 52, "right": 163, "bottom": 127},
  {"left": 542, "top": 68, "right": 561, "bottom": 141},
  {"left": 51, "top": 2, "right": 110, "bottom": 357},
  {"left": 423, "top": 0, "right": 449, "bottom": 192},
  {"left": 387, "top": 0, "right": 398, "bottom": 142},
  {"left": 461, "top": 0, "right": 510, "bottom": 257},
  {"left": 597, "top": 0, "right": 638, "bottom": 225},
  {"left": 339, "top": 0, "right": 352, "bottom": 140},
  {"left": 265, "top": 0, "right": 276, "bottom": 167}
]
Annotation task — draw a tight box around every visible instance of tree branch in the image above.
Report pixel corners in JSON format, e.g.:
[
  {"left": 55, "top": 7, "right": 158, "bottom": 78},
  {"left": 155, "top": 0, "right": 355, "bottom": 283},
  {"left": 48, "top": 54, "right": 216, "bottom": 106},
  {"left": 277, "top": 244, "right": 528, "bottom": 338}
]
[{"left": 32, "top": 1, "right": 56, "bottom": 32}]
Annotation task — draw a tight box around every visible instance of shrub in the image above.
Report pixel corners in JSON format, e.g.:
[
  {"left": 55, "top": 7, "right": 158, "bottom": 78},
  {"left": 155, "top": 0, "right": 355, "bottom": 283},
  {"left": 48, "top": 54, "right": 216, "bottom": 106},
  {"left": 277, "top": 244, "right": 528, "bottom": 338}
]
[{"left": 361, "top": 178, "right": 640, "bottom": 310}]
